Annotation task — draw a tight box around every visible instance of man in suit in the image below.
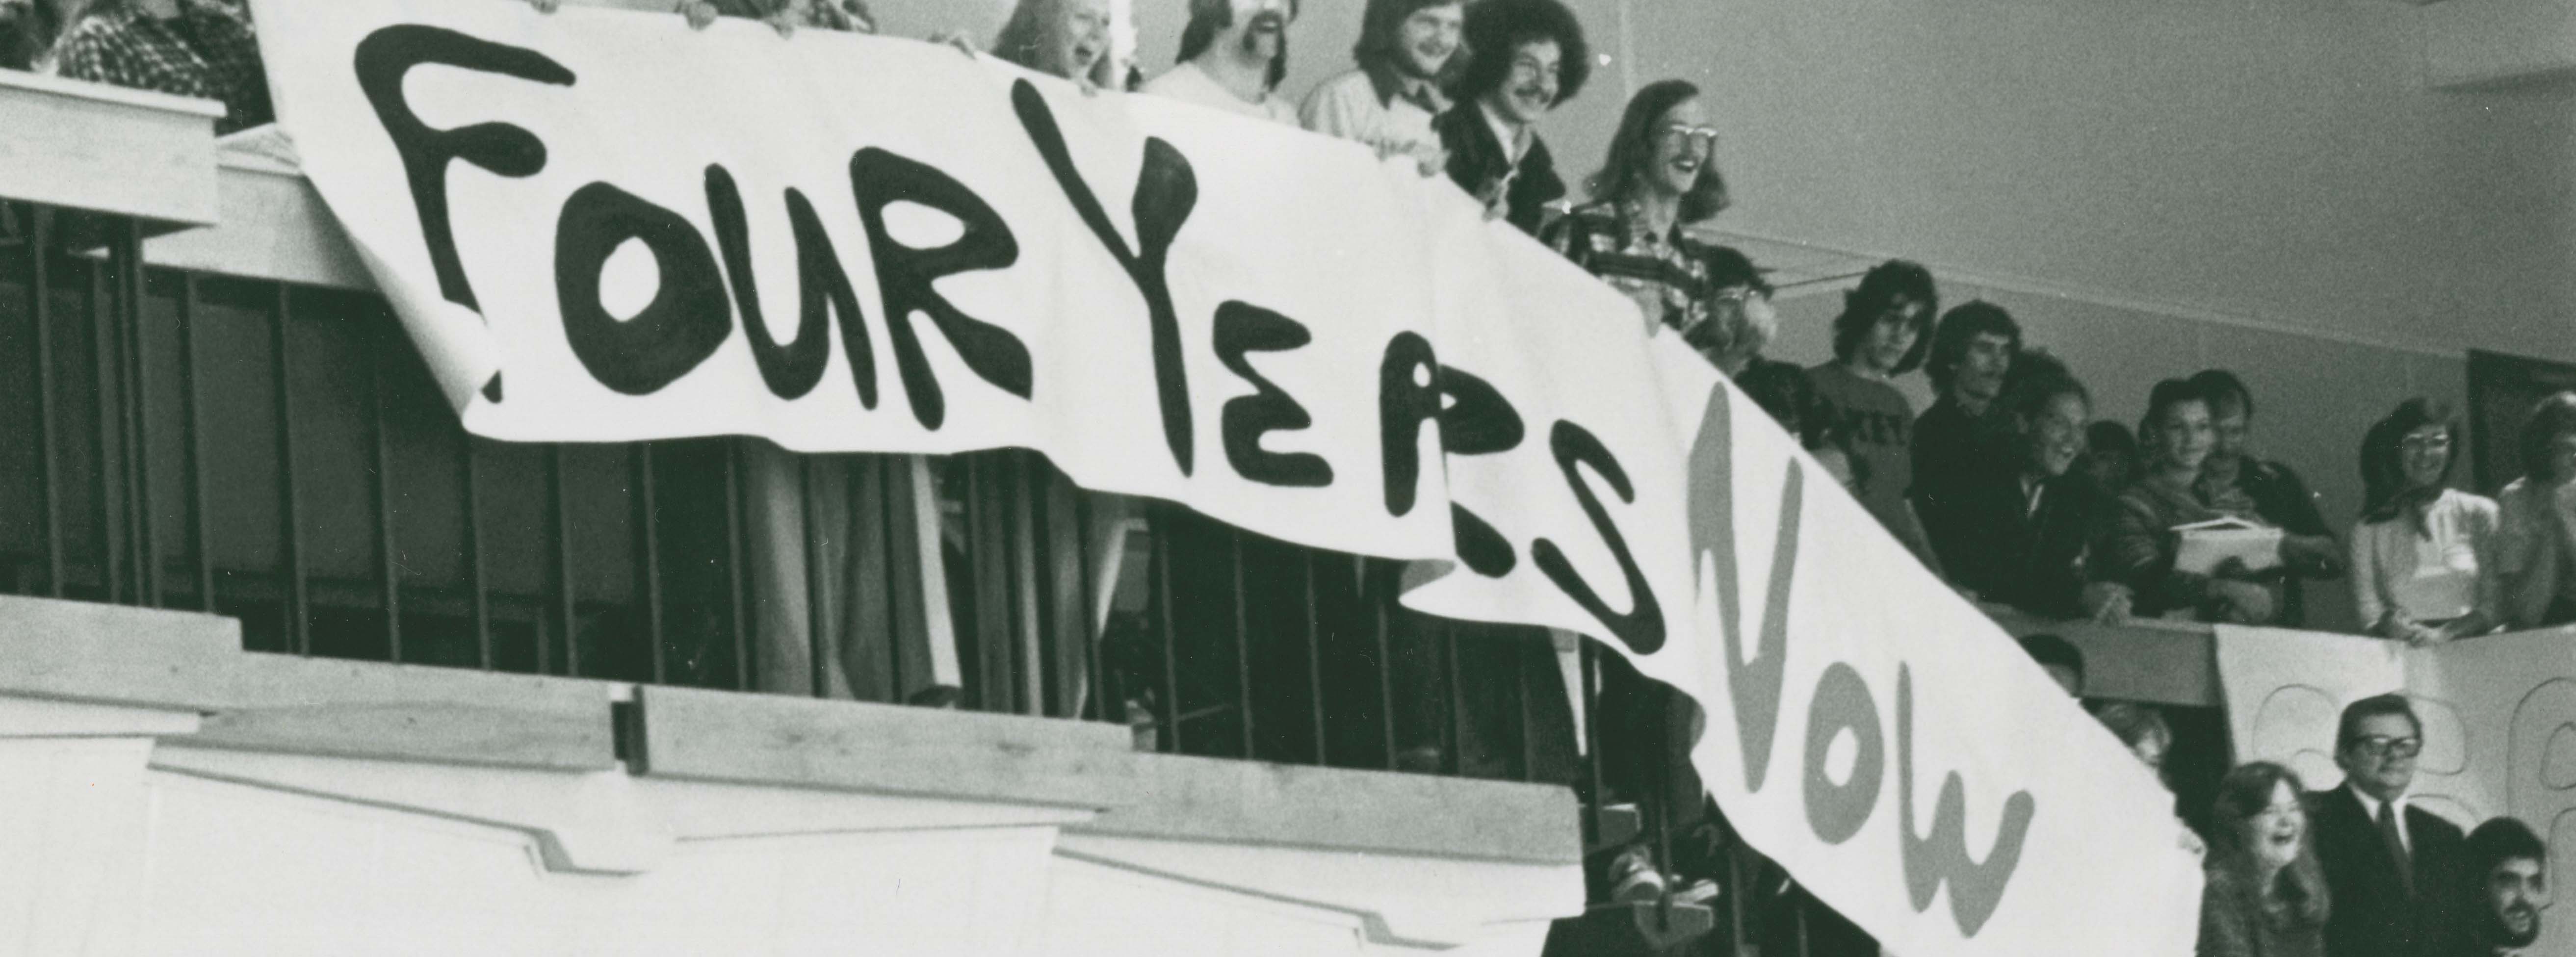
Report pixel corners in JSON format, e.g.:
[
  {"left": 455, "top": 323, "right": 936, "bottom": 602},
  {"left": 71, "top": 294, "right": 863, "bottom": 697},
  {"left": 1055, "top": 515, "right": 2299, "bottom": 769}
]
[{"left": 2311, "top": 694, "right": 2469, "bottom": 957}]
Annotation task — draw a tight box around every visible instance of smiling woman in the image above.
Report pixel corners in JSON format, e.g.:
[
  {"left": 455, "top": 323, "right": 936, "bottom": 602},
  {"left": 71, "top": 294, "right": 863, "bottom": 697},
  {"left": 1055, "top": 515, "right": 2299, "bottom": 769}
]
[
  {"left": 2198, "top": 761, "right": 2331, "bottom": 957},
  {"left": 992, "top": 0, "right": 1115, "bottom": 88}
]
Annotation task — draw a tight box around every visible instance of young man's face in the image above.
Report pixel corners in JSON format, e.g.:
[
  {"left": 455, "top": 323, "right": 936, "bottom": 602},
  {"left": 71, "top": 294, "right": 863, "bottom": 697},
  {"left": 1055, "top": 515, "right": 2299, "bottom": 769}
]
[
  {"left": 2028, "top": 392, "right": 2090, "bottom": 479},
  {"left": 2208, "top": 397, "right": 2251, "bottom": 466},
  {"left": 1648, "top": 96, "right": 1714, "bottom": 199},
  {"left": 2336, "top": 712, "right": 2421, "bottom": 802},
  {"left": 1954, "top": 331, "right": 2013, "bottom": 402},
  {"left": 2485, "top": 857, "right": 2545, "bottom": 947},
  {"left": 1858, "top": 298, "right": 1925, "bottom": 374},
  {"left": 1394, "top": 3, "right": 1463, "bottom": 79},
  {"left": 1219, "top": 0, "right": 1293, "bottom": 63},
  {"left": 1484, "top": 38, "right": 1561, "bottom": 126}
]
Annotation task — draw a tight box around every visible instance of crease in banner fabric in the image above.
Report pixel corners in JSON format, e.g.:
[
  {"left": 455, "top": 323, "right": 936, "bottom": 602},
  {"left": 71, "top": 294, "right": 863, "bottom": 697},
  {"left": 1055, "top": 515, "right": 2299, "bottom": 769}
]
[{"left": 248, "top": 0, "right": 2203, "bottom": 951}]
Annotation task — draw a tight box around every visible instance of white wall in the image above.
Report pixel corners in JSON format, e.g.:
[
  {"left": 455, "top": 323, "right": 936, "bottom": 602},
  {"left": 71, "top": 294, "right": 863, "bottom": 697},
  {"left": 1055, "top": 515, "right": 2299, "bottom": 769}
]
[{"left": 1612, "top": 0, "right": 2576, "bottom": 367}]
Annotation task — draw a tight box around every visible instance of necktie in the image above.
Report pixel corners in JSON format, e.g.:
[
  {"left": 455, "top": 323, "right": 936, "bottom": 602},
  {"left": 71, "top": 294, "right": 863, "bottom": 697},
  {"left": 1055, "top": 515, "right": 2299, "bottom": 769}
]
[{"left": 2376, "top": 800, "right": 2414, "bottom": 897}]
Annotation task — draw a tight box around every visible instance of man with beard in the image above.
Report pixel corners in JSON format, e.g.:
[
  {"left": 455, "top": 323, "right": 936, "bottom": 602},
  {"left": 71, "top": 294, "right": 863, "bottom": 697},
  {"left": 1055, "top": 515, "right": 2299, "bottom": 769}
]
[
  {"left": 2189, "top": 369, "right": 2344, "bottom": 626},
  {"left": 2460, "top": 817, "right": 2546, "bottom": 956},
  {"left": 1910, "top": 300, "right": 2020, "bottom": 580},
  {"left": 1301, "top": 0, "right": 1461, "bottom": 176},
  {"left": 2312, "top": 694, "right": 2470, "bottom": 957},
  {"left": 1433, "top": 0, "right": 1587, "bottom": 234},
  {"left": 1144, "top": 0, "right": 1301, "bottom": 124}
]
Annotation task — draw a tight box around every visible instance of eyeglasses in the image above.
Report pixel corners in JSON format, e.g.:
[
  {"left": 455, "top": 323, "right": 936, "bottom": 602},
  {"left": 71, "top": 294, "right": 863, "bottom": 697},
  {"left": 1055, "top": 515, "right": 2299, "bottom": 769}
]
[
  {"left": 2399, "top": 434, "right": 2453, "bottom": 452},
  {"left": 1659, "top": 124, "right": 1720, "bottom": 149},
  {"left": 1509, "top": 56, "right": 1562, "bottom": 85},
  {"left": 2351, "top": 735, "right": 2422, "bottom": 758}
]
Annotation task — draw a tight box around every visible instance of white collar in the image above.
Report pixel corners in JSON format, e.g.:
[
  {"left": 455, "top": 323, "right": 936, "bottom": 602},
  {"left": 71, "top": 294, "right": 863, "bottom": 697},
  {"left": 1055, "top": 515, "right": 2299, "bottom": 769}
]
[{"left": 1478, "top": 100, "right": 1531, "bottom": 163}]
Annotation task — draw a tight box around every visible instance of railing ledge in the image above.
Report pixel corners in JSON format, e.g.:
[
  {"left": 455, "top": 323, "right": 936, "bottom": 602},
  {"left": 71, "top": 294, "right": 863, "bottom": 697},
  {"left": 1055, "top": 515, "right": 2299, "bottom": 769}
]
[{"left": 0, "top": 71, "right": 221, "bottom": 228}]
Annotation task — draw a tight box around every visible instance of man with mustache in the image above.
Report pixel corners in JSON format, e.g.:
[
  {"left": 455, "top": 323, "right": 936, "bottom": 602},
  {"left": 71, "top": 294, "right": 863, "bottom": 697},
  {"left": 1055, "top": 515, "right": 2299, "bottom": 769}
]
[
  {"left": 2311, "top": 694, "right": 2471, "bottom": 957},
  {"left": 2460, "top": 817, "right": 2546, "bottom": 956},
  {"left": 1143, "top": 0, "right": 1301, "bottom": 124},
  {"left": 1433, "top": 0, "right": 1588, "bottom": 234},
  {"left": 1301, "top": 0, "right": 1461, "bottom": 176},
  {"left": 1910, "top": 300, "right": 2021, "bottom": 583}
]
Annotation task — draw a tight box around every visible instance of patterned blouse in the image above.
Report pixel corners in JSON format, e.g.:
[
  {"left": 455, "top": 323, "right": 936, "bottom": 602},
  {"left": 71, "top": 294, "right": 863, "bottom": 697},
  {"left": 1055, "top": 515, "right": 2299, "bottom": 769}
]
[
  {"left": 1542, "top": 198, "right": 1749, "bottom": 365},
  {"left": 54, "top": 0, "right": 271, "bottom": 135}
]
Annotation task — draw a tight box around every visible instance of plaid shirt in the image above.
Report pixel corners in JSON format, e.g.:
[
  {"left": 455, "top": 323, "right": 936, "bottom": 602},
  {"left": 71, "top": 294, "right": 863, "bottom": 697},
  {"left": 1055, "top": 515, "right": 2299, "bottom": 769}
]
[
  {"left": 1544, "top": 198, "right": 1737, "bottom": 352},
  {"left": 53, "top": 0, "right": 271, "bottom": 134}
]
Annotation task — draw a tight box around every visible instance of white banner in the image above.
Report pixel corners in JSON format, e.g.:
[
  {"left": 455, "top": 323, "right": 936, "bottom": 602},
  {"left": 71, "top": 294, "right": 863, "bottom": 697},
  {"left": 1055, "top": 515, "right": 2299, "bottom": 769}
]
[
  {"left": 249, "top": 1, "right": 2201, "bottom": 951},
  {"left": 2217, "top": 624, "right": 2576, "bottom": 956}
]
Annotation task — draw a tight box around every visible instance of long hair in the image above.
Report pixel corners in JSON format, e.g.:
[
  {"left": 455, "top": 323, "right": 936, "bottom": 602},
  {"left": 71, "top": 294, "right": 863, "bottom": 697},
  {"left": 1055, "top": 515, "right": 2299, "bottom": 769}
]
[
  {"left": 1587, "top": 79, "right": 1730, "bottom": 223},
  {"left": 1827, "top": 259, "right": 1937, "bottom": 371},
  {"left": 993, "top": 0, "right": 1117, "bottom": 88},
  {"left": 2358, "top": 398, "right": 2458, "bottom": 525},
  {"left": 1177, "top": 0, "right": 1296, "bottom": 92},
  {"left": 2519, "top": 391, "right": 2576, "bottom": 483},
  {"left": 1924, "top": 300, "right": 2022, "bottom": 394},
  {"left": 1351, "top": 0, "right": 1463, "bottom": 94},
  {"left": 1452, "top": 0, "right": 1587, "bottom": 106},
  {"left": 2208, "top": 762, "right": 2332, "bottom": 931}
]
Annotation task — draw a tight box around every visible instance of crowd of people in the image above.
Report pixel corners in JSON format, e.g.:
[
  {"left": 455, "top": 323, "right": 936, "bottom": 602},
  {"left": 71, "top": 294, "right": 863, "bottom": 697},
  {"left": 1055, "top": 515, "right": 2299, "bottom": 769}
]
[{"left": 12, "top": 0, "right": 2576, "bottom": 953}]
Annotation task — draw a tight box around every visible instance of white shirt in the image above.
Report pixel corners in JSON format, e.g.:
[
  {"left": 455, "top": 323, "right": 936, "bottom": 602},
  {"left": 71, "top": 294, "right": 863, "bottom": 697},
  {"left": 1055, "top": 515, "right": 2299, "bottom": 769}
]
[
  {"left": 1142, "top": 61, "right": 1300, "bottom": 126},
  {"left": 1300, "top": 68, "right": 1446, "bottom": 167},
  {"left": 1479, "top": 99, "right": 1532, "bottom": 164},
  {"left": 2348, "top": 784, "right": 2412, "bottom": 853},
  {"left": 2350, "top": 488, "right": 2500, "bottom": 629}
]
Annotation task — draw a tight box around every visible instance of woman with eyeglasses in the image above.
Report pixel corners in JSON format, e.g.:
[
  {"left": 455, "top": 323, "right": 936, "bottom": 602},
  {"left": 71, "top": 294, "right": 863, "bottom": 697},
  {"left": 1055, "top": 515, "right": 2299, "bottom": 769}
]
[
  {"left": 2349, "top": 398, "right": 2500, "bottom": 645},
  {"left": 1543, "top": 79, "right": 1773, "bottom": 376},
  {"left": 2198, "top": 762, "right": 2331, "bottom": 957}
]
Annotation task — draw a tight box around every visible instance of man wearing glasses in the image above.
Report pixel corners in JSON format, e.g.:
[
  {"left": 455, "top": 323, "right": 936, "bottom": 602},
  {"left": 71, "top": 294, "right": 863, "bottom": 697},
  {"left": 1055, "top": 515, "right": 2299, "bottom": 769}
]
[
  {"left": 1432, "top": 0, "right": 1588, "bottom": 234},
  {"left": 1543, "top": 79, "right": 1772, "bottom": 376},
  {"left": 2311, "top": 694, "right": 2470, "bottom": 957}
]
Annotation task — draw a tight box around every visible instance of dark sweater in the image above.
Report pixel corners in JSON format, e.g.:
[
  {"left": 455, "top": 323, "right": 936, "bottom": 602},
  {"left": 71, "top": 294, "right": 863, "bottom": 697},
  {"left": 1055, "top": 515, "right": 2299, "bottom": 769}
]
[
  {"left": 1936, "top": 468, "right": 2116, "bottom": 619},
  {"left": 1434, "top": 101, "right": 1564, "bottom": 235}
]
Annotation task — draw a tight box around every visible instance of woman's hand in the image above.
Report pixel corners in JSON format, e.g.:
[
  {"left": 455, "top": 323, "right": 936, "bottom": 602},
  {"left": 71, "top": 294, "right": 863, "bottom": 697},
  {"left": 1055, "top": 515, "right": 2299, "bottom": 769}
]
[{"left": 679, "top": 0, "right": 720, "bottom": 30}]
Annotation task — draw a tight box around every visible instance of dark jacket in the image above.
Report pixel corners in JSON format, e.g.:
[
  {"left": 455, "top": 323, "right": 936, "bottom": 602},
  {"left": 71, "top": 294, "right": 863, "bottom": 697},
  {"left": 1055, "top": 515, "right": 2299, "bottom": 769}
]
[
  {"left": 1934, "top": 467, "right": 2116, "bottom": 619},
  {"left": 2232, "top": 457, "right": 2339, "bottom": 626},
  {"left": 1434, "top": 101, "right": 1564, "bottom": 235},
  {"left": 1911, "top": 397, "right": 1999, "bottom": 572},
  {"left": 2309, "top": 787, "right": 2467, "bottom": 957}
]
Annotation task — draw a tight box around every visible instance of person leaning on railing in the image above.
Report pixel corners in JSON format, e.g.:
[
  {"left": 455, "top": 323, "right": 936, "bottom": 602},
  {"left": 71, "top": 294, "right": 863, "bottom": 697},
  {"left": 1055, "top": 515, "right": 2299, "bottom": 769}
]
[
  {"left": 51, "top": 0, "right": 271, "bottom": 134},
  {"left": 1932, "top": 351, "right": 2134, "bottom": 623},
  {"left": 2349, "top": 398, "right": 2501, "bottom": 646},
  {"left": 2495, "top": 391, "right": 2576, "bottom": 630},
  {"left": 1543, "top": 79, "right": 1773, "bottom": 377},
  {"left": 2093, "top": 377, "right": 2276, "bottom": 623},
  {"left": 1433, "top": 0, "right": 1587, "bottom": 234},
  {"left": 2191, "top": 370, "right": 2346, "bottom": 628}
]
